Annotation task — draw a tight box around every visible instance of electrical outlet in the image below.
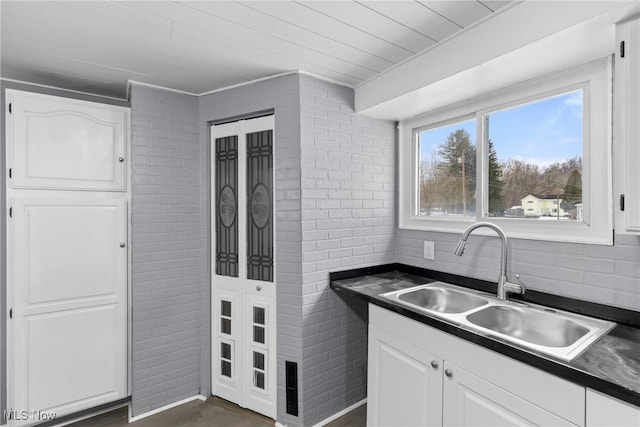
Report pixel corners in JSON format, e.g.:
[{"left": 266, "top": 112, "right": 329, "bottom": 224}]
[{"left": 423, "top": 241, "right": 435, "bottom": 260}]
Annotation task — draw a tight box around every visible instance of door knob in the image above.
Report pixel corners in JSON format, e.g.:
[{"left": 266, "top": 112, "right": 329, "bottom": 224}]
[
  {"left": 444, "top": 369, "right": 453, "bottom": 378},
  {"left": 430, "top": 361, "right": 438, "bottom": 369}
]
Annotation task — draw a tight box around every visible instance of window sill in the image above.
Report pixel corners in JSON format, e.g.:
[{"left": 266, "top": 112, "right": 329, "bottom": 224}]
[{"left": 399, "top": 217, "right": 613, "bottom": 246}]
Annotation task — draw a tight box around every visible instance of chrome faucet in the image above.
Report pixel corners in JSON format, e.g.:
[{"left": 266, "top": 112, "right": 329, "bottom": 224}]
[{"left": 454, "top": 222, "right": 525, "bottom": 300}]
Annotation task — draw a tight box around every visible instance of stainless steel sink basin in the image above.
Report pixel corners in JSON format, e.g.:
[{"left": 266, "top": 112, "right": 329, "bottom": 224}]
[
  {"left": 381, "top": 282, "right": 616, "bottom": 361},
  {"left": 397, "top": 286, "right": 488, "bottom": 314},
  {"left": 467, "top": 305, "right": 589, "bottom": 348}
]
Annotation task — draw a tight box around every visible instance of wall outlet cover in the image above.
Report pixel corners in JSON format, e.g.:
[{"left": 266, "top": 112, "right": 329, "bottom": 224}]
[{"left": 423, "top": 241, "right": 435, "bottom": 260}]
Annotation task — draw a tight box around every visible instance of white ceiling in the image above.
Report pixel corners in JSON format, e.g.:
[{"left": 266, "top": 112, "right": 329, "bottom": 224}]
[{"left": 0, "top": 0, "right": 513, "bottom": 99}]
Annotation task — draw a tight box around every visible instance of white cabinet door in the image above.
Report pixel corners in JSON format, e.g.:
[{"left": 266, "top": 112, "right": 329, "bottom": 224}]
[
  {"left": 367, "top": 325, "right": 443, "bottom": 427},
  {"left": 211, "top": 116, "right": 276, "bottom": 419},
  {"left": 6, "top": 90, "right": 128, "bottom": 191},
  {"left": 443, "top": 361, "right": 578, "bottom": 427},
  {"left": 9, "top": 198, "right": 127, "bottom": 426},
  {"left": 615, "top": 19, "right": 640, "bottom": 233},
  {"left": 587, "top": 390, "right": 640, "bottom": 427}
]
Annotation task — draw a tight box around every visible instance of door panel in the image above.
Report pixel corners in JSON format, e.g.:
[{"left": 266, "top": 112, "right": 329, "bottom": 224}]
[
  {"left": 213, "top": 290, "right": 243, "bottom": 404},
  {"left": 22, "top": 204, "right": 121, "bottom": 304},
  {"left": 25, "top": 305, "right": 122, "bottom": 410},
  {"left": 367, "top": 325, "right": 443, "bottom": 427},
  {"left": 7, "top": 90, "right": 128, "bottom": 191},
  {"left": 211, "top": 116, "right": 276, "bottom": 419},
  {"left": 11, "top": 198, "right": 127, "bottom": 425},
  {"left": 244, "top": 290, "right": 276, "bottom": 416},
  {"left": 443, "top": 361, "right": 577, "bottom": 427},
  {"left": 246, "top": 129, "right": 273, "bottom": 282}
]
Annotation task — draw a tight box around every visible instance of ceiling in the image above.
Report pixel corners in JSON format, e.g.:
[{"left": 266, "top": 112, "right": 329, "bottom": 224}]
[{"left": 0, "top": 1, "right": 513, "bottom": 99}]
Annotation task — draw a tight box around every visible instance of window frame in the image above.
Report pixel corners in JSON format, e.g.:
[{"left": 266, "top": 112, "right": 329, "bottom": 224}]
[{"left": 399, "top": 58, "right": 612, "bottom": 245}]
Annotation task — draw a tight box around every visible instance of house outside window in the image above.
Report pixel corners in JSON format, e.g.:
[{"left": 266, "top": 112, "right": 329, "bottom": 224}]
[{"left": 399, "top": 58, "right": 613, "bottom": 244}]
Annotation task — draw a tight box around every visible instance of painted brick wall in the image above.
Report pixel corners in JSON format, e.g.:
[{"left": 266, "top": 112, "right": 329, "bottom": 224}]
[
  {"left": 396, "top": 230, "right": 640, "bottom": 311},
  {"left": 298, "top": 75, "right": 396, "bottom": 426},
  {"left": 129, "top": 84, "right": 203, "bottom": 415},
  {"left": 198, "top": 73, "right": 304, "bottom": 427}
]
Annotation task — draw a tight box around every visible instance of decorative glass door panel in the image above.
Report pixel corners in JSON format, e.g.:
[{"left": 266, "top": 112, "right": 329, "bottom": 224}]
[
  {"left": 211, "top": 116, "right": 276, "bottom": 419},
  {"left": 215, "top": 136, "right": 238, "bottom": 277},
  {"left": 247, "top": 130, "right": 273, "bottom": 282}
]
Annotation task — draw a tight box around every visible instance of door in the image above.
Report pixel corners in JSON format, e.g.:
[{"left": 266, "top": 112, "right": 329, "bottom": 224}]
[
  {"left": 6, "top": 89, "right": 128, "bottom": 191},
  {"left": 8, "top": 197, "right": 127, "bottom": 426},
  {"left": 442, "top": 361, "right": 577, "bottom": 427},
  {"left": 367, "top": 325, "right": 443, "bottom": 427},
  {"left": 211, "top": 116, "right": 276, "bottom": 418}
]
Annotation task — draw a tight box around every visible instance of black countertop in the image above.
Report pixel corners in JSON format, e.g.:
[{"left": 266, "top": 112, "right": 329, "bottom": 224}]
[{"left": 330, "top": 264, "right": 640, "bottom": 408}]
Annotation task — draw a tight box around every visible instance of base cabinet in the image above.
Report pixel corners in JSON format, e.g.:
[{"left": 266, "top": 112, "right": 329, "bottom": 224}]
[
  {"left": 586, "top": 390, "right": 640, "bottom": 427},
  {"left": 443, "top": 361, "right": 576, "bottom": 426},
  {"left": 367, "top": 304, "right": 586, "bottom": 427}
]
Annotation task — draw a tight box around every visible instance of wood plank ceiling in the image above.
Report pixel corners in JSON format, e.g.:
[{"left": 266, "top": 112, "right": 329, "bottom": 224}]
[{"left": 0, "top": 1, "right": 512, "bottom": 99}]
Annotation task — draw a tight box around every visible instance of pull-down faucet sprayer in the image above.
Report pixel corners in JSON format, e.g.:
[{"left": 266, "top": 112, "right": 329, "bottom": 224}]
[{"left": 454, "top": 222, "right": 525, "bottom": 300}]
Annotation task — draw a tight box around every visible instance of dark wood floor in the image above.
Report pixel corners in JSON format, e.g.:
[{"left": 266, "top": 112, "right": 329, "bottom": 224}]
[{"left": 69, "top": 398, "right": 366, "bottom": 427}]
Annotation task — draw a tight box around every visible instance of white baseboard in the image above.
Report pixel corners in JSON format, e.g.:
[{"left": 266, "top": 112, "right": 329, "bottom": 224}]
[
  {"left": 274, "top": 422, "right": 289, "bottom": 427},
  {"left": 310, "top": 398, "right": 367, "bottom": 427},
  {"left": 128, "top": 394, "right": 207, "bottom": 422}
]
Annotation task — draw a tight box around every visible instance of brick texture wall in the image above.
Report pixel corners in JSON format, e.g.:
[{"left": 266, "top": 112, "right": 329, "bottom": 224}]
[
  {"left": 396, "top": 230, "right": 640, "bottom": 311},
  {"left": 129, "top": 84, "right": 203, "bottom": 415},
  {"left": 298, "top": 75, "right": 396, "bottom": 425}
]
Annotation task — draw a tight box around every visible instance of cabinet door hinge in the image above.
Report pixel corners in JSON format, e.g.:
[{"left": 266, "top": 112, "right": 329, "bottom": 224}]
[
  {"left": 9, "top": 308, "right": 12, "bottom": 319},
  {"left": 8, "top": 102, "right": 11, "bottom": 114},
  {"left": 9, "top": 168, "right": 12, "bottom": 179},
  {"left": 9, "top": 206, "right": 12, "bottom": 218},
  {"left": 620, "top": 194, "right": 625, "bottom": 211},
  {"left": 620, "top": 40, "right": 626, "bottom": 58}
]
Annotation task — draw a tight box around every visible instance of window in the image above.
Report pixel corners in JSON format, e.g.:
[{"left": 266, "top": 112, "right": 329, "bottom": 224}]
[
  {"left": 399, "top": 58, "right": 613, "bottom": 244},
  {"left": 418, "top": 118, "right": 476, "bottom": 218}
]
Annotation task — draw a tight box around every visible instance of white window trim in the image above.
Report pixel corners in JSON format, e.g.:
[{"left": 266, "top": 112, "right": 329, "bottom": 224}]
[{"left": 399, "top": 57, "right": 613, "bottom": 245}]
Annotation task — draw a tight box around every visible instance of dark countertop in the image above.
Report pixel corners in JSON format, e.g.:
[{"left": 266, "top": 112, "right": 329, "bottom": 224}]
[{"left": 330, "top": 265, "right": 640, "bottom": 408}]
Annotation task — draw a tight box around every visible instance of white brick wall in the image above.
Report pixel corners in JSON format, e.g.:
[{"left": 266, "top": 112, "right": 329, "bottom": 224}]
[
  {"left": 130, "top": 85, "right": 203, "bottom": 415},
  {"left": 298, "top": 75, "right": 396, "bottom": 425}
]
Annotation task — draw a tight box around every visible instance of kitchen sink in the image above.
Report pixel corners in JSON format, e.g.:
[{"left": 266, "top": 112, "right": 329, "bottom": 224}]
[
  {"left": 397, "top": 286, "right": 489, "bottom": 313},
  {"left": 381, "top": 282, "right": 616, "bottom": 361},
  {"left": 467, "top": 305, "right": 590, "bottom": 348}
]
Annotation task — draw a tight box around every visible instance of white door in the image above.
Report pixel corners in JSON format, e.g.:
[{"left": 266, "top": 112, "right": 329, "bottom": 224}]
[
  {"left": 367, "top": 325, "right": 443, "bottom": 427},
  {"left": 6, "top": 89, "right": 128, "bottom": 191},
  {"left": 8, "top": 197, "right": 127, "bottom": 426},
  {"left": 443, "top": 361, "right": 578, "bottom": 427},
  {"left": 211, "top": 116, "right": 276, "bottom": 418}
]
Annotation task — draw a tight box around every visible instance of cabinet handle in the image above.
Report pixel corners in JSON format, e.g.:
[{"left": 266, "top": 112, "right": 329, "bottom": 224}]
[
  {"left": 444, "top": 369, "right": 453, "bottom": 378},
  {"left": 256, "top": 286, "right": 262, "bottom": 291},
  {"left": 430, "top": 361, "right": 438, "bottom": 369},
  {"left": 118, "top": 157, "right": 125, "bottom": 163},
  {"left": 120, "top": 243, "right": 126, "bottom": 248}
]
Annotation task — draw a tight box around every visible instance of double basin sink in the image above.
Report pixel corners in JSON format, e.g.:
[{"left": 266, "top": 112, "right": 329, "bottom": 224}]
[{"left": 381, "top": 282, "right": 615, "bottom": 361}]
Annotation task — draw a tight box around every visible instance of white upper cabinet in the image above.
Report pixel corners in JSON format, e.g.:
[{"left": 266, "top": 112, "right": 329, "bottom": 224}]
[
  {"left": 615, "top": 18, "right": 640, "bottom": 233},
  {"left": 6, "top": 90, "right": 129, "bottom": 191}
]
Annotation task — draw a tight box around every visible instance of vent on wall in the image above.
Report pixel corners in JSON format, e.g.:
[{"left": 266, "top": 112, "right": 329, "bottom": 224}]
[{"left": 285, "top": 361, "right": 298, "bottom": 416}]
